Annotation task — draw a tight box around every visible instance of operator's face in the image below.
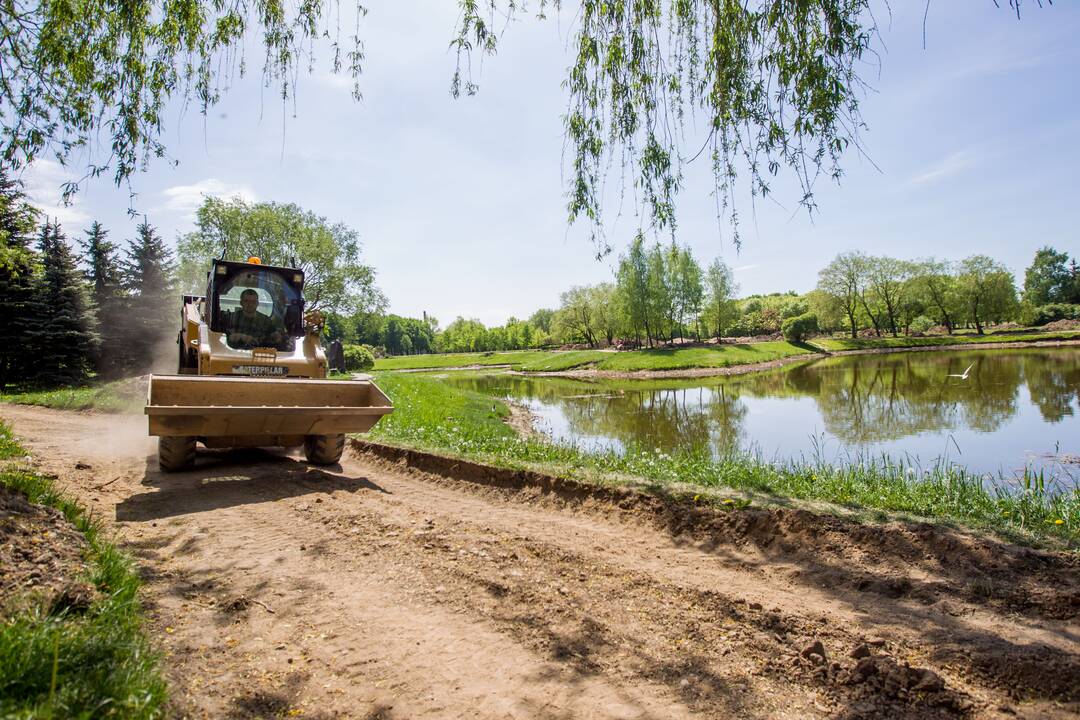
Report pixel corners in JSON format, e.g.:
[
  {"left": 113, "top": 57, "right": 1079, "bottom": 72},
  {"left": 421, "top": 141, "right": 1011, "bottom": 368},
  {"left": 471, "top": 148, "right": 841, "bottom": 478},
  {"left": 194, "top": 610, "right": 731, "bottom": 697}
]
[{"left": 240, "top": 292, "right": 259, "bottom": 316}]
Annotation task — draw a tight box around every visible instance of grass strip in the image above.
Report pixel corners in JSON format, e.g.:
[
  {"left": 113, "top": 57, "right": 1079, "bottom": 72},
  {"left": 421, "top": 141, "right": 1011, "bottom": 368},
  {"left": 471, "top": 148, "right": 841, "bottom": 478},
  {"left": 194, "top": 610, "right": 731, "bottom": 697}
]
[
  {"left": 0, "top": 422, "right": 166, "bottom": 719},
  {"left": 368, "top": 372, "right": 1079, "bottom": 548},
  {"left": 374, "top": 330, "right": 1078, "bottom": 373},
  {"left": 811, "top": 330, "right": 1080, "bottom": 352},
  {"left": 0, "top": 380, "right": 142, "bottom": 414},
  {"left": 373, "top": 342, "right": 811, "bottom": 373}
]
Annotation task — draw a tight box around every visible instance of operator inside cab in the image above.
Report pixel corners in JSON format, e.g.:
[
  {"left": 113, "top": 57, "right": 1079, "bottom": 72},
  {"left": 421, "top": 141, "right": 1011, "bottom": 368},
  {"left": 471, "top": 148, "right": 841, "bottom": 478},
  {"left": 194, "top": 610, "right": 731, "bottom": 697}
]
[{"left": 225, "top": 288, "right": 287, "bottom": 349}]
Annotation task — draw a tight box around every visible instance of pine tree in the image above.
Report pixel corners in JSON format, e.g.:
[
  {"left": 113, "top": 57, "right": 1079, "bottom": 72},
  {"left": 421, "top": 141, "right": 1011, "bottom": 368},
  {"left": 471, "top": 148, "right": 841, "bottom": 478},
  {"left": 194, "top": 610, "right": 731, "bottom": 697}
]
[
  {"left": 82, "top": 221, "right": 123, "bottom": 306},
  {"left": 118, "top": 218, "right": 176, "bottom": 373},
  {"left": 80, "top": 220, "right": 125, "bottom": 375},
  {"left": 0, "top": 171, "right": 41, "bottom": 389},
  {"left": 28, "top": 221, "right": 99, "bottom": 385}
]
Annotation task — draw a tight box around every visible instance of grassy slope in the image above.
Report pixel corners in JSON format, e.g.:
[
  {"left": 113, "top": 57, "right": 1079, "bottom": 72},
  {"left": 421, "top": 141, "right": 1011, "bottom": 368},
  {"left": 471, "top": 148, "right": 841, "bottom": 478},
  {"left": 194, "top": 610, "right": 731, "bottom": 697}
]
[
  {"left": 372, "top": 350, "right": 554, "bottom": 371},
  {"left": 0, "top": 423, "right": 166, "bottom": 718},
  {"left": 374, "top": 342, "right": 812, "bottom": 372},
  {"left": 368, "top": 372, "right": 1078, "bottom": 547},
  {"left": 812, "top": 330, "right": 1080, "bottom": 352},
  {"left": 375, "top": 330, "right": 1079, "bottom": 373}
]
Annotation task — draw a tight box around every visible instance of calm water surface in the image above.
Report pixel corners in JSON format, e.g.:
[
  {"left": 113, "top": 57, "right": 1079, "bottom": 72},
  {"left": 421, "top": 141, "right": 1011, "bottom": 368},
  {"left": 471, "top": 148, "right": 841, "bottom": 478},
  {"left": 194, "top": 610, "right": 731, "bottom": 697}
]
[{"left": 444, "top": 347, "right": 1080, "bottom": 483}]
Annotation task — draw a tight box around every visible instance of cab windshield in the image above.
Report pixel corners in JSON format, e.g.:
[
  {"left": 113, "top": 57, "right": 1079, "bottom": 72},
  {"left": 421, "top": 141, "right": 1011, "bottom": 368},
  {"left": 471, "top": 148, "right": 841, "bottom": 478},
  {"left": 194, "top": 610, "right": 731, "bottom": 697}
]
[{"left": 216, "top": 269, "right": 302, "bottom": 351}]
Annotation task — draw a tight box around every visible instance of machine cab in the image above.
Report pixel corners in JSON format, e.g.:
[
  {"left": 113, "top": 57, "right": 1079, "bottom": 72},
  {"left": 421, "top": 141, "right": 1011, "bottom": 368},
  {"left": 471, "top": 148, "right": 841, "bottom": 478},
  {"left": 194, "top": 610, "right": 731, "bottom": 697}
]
[{"left": 207, "top": 258, "right": 306, "bottom": 352}]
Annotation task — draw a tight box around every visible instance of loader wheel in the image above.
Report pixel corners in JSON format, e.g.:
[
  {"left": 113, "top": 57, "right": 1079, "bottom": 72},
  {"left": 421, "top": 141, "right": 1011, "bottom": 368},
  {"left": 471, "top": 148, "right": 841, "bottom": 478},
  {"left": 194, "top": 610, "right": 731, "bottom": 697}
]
[
  {"left": 159, "top": 436, "right": 196, "bottom": 472},
  {"left": 304, "top": 434, "right": 345, "bottom": 465}
]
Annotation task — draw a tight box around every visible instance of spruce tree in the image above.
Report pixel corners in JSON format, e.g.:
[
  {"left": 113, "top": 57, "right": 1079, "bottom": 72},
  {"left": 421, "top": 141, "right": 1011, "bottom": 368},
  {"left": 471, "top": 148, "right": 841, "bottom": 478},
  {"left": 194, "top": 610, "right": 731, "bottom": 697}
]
[
  {"left": 0, "top": 171, "right": 41, "bottom": 389},
  {"left": 120, "top": 218, "right": 176, "bottom": 373},
  {"left": 28, "top": 221, "right": 99, "bottom": 385},
  {"left": 81, "top": 221, "right": 125, "bottom": 375}
]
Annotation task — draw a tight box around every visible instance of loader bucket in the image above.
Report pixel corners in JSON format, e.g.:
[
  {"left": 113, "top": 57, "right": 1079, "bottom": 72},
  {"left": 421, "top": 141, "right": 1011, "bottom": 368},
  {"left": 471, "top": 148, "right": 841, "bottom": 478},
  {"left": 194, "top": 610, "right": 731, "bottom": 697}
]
[{"left": 146, "top": 375, "right": 393, "bottom": 439}]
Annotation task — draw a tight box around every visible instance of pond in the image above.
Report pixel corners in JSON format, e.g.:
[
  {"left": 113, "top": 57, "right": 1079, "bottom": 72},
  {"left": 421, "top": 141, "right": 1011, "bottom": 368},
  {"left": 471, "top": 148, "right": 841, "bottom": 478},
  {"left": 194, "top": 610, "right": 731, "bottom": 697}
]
[{"left": 443, "top": 347, "right": 1080, "bottom": 483}]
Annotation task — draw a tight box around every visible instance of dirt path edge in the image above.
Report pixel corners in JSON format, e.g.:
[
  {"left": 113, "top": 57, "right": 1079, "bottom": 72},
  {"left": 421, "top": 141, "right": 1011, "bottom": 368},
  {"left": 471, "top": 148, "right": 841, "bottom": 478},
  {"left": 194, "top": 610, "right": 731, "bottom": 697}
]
[{"left": 347, "top": 437, "right": 1079, "bottom": 613}]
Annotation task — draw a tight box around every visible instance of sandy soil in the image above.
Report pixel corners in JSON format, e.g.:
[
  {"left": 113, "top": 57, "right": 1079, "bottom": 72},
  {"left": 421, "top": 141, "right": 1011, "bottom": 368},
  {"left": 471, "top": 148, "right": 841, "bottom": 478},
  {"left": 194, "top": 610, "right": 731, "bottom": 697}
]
[{"left": 2, "top": 404, "right": 1078, "bottom": 719}]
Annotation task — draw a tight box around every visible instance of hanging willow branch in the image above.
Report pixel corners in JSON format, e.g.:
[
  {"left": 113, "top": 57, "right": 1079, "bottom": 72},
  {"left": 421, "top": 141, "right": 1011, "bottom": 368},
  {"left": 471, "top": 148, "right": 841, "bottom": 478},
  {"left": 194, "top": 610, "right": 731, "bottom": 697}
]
[
  {"left": 454, "top": 0, "right": 1047, "bottom": 255},
  {"left": 0, "top": 0, "right": 1045, "bottom": 244},
  {"left": 0, "top": 0, "right": 367, "bottom": 201}
]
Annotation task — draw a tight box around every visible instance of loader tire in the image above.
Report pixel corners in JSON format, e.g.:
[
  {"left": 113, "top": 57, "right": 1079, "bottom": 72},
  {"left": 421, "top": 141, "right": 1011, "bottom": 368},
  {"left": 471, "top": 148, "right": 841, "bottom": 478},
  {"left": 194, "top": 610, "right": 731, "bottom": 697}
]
[
  {"left": 159, "top": 436, "right": 196, "bottom": 472},
  {"left": 304, "top": 433, "right": 345, "bottom": 465}
]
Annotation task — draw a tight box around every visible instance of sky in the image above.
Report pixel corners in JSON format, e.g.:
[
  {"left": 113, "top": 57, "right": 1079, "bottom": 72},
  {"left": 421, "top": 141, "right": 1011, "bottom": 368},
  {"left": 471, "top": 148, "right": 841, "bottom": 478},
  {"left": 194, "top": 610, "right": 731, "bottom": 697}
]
[{"left": 20, "top": 1, "right": 1080, "bottom": 327}]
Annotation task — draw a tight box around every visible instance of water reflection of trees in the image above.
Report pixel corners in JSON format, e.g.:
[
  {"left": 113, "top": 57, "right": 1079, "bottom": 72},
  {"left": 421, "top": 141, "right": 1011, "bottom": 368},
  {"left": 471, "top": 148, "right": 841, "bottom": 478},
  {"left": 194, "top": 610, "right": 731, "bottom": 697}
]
[
  {"left": 446, "top": 349, "right": 1079, "bottom": 453},
  {"left": 450, "top": 375, "right": 746, "bottom": 456},
  {"left": 1021, "top": 353, "right": 1080, "bottom": 422}
]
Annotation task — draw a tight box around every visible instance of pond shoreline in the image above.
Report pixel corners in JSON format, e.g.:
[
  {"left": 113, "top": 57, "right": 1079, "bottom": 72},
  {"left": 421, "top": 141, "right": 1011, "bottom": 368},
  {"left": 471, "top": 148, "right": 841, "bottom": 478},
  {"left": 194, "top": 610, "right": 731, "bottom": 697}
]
[{"left": 513, "top": 337, "right": 1080, "bottom": 380}]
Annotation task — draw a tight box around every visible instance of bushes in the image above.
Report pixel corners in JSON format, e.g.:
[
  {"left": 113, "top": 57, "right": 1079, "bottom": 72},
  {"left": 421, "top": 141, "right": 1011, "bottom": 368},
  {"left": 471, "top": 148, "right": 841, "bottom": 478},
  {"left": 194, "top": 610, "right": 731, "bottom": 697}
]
[
  {"left": 909, "top": 315, "right": 935, "bottom": 334},
  {"left": 343, "top": 344, "right": 375, "bottom": 371},
  {"left": 1027, "top": 303, "right": 1080, "bottom": 326},
  {"left": 781, "top": 313, "right": 818, "bottom": 342}
]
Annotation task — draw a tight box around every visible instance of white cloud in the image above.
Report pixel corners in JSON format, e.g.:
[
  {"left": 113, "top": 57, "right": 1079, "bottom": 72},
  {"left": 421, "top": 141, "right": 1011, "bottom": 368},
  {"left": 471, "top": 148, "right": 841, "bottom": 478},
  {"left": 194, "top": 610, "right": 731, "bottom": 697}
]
[
  {"left": 733, "top": 264, "right": 758, "bottom": 272},
  {"left": 157, "top": 178, "right": 258, "bottom": 218},
  {"left": 909, "top": 151, "right": 977, "bottom": 187},
  {"left": 21, "top": 159, "right": 92, "bottom": 227}
]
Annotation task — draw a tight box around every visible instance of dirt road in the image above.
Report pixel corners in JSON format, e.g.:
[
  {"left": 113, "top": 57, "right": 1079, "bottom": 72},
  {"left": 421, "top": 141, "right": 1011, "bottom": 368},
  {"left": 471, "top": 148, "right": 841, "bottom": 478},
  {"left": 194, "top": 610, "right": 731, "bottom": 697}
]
[{"left": 2, "top": 404, "right": 1078, "bottom": 719}]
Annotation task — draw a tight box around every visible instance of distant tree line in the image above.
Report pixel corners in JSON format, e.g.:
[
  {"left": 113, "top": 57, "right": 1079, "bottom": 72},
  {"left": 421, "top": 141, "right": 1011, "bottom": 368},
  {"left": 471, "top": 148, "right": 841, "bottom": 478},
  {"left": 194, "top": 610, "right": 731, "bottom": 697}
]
[
  {"left": 0, "top": 172, "right": 175, "bottom": 389},
  {"left": 345, "top": 242, "right": 1078, "bottom": 358}
]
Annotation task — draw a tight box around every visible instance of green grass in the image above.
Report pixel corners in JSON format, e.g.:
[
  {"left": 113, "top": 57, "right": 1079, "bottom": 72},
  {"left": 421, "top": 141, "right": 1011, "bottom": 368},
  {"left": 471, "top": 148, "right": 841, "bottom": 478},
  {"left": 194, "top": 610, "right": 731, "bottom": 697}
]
[
  {"left": 0, "top": 380, "right": 142, "bottom": 414},
  {"left": 373, "top": 350, "right": 554, "bottom": 371},
  {"left": 368, "top": 372, "right": 1079, "bottom": 548},
  {"left": 374, "top": 329, "right": 1079, "bottom": 374},
  {"left": 0, "top": 422, "right": 167, "bottom": 719},
  {"left": 811, "top": 330, "right": 1080, "bottom": 352},
  {"left": 374, "top": 342, "right": 812, "bottom": 373}
]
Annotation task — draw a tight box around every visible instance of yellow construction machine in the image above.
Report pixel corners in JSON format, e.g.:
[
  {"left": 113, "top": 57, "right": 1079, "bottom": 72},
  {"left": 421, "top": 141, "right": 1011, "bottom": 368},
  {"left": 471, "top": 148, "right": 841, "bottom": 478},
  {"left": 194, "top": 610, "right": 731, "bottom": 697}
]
[{"left": 145, "top": 257, "right": 393, "bottom": 471}]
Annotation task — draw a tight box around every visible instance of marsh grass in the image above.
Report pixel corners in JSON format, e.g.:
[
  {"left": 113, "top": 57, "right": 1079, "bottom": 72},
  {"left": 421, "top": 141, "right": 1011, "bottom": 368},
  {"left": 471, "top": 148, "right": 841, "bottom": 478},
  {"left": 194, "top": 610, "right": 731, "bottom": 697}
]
[
  {"left": 0, "top": 422, "right": 166, "bottom": 718},
  {"left": 369, "top": 372, "right": 1079, "bottom": 547}
]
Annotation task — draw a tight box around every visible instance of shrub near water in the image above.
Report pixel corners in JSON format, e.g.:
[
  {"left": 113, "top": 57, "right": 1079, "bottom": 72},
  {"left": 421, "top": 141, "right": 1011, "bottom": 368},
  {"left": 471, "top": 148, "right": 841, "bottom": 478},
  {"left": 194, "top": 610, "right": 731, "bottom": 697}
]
[
  {"left": 369, "top": 372, "right": 1079, "bottom": 546},
  {"left": 343, "top": 344, "right": 375, "bottom": 371},
  {"left": 0, "top": 422, "right": 166, "bottom": 718}
]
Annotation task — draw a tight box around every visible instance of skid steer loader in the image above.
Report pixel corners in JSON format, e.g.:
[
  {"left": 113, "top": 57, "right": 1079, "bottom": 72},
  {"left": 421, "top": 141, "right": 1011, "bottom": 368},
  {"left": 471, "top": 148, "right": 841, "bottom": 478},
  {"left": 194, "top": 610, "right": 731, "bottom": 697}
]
[{"left": 145, "top": 256, "right": 393, "bottom": 472}]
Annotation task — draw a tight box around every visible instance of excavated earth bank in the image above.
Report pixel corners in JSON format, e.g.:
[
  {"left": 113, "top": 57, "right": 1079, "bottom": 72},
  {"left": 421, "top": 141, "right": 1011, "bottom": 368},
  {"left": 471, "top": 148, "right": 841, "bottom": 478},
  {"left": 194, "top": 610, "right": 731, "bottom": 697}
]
[{"left": 1, "top": 403, "right": 1077, "bottom": 719}]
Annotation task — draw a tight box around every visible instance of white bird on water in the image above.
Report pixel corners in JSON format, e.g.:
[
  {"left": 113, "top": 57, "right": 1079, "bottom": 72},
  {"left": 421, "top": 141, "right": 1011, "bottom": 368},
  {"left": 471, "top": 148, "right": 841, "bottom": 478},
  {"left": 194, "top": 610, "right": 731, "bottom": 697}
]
[{"left": 948, "top": 363, "right": 975, "bottom": 380}]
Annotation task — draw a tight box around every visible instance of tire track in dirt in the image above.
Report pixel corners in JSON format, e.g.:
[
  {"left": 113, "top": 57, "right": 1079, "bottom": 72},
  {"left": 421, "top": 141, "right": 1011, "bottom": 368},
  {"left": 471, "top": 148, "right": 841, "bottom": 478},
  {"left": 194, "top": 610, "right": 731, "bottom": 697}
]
[{"left": 2, "top": 404, "right": 1078, "bottom": 719}]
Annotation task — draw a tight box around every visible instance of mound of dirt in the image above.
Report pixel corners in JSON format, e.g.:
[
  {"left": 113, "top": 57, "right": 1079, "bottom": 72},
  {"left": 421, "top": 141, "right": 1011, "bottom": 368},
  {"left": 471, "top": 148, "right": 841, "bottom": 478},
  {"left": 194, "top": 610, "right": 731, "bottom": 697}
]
[
  {"left": 0, "top": 484, "right": 96, "bottom": 615},
  {"left": 1043, "top": 319, "right": 1080, "bottom": 331}
]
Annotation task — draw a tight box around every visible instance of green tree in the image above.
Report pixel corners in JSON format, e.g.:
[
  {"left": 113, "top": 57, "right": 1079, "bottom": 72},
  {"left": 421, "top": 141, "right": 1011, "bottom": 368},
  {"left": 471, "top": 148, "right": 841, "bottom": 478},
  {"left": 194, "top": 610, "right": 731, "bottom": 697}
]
[
  {"left": 120, "top": 219, "right": 176, "bottom": 372},
  {"left": 554, "top": 286, "right": 598, "bottom": 347},
  {"left": 28, "top": 221, "right": 99, "bottom": 384},
  {"left": 956, "top": 255, "right": 1018, "bottom": 334},
  {"left": 1023, "top": 247, "right": 1074, "bottom": 305},
  {"left": 0, "top": 171, "right": 40, "bottom": 389},
  {"left": 817, "top": 252, "right": 866, "bottom": 338},
  {"left": 528, "top": 308, "right": 555, "bottom": 336},
  {"left": 645, "top": 243, "right": 673, "bottom": 343},
  {"left": 669, "top": 246, "right": 704, "bottom": 341},
  {"left": 701, "top": 259, "right": 739, "bottom": 340},
  {"left": 615, "top": 235, "right": 651, "bottom": 345},
  {"left": 913, "top": 258, "right": 960, "bottom": 334},
  {"left": 177, "top": 197, "right": 385, "bottom": 315},
  {"left": 865, "top": 256, "right": 913, "bottom": 337},
  {"left": 80, "top": 220, "right": 125, "bottom": 373}
]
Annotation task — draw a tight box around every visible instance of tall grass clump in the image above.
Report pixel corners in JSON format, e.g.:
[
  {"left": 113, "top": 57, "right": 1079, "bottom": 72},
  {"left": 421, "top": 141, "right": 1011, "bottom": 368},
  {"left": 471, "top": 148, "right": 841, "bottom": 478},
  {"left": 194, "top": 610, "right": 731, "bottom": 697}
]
[
  {"left": 368, "top": 373, "right": 1079, "bottom": 547},
  {"left": 0, "top": 422, "right": 167, "bottom": 718}
]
